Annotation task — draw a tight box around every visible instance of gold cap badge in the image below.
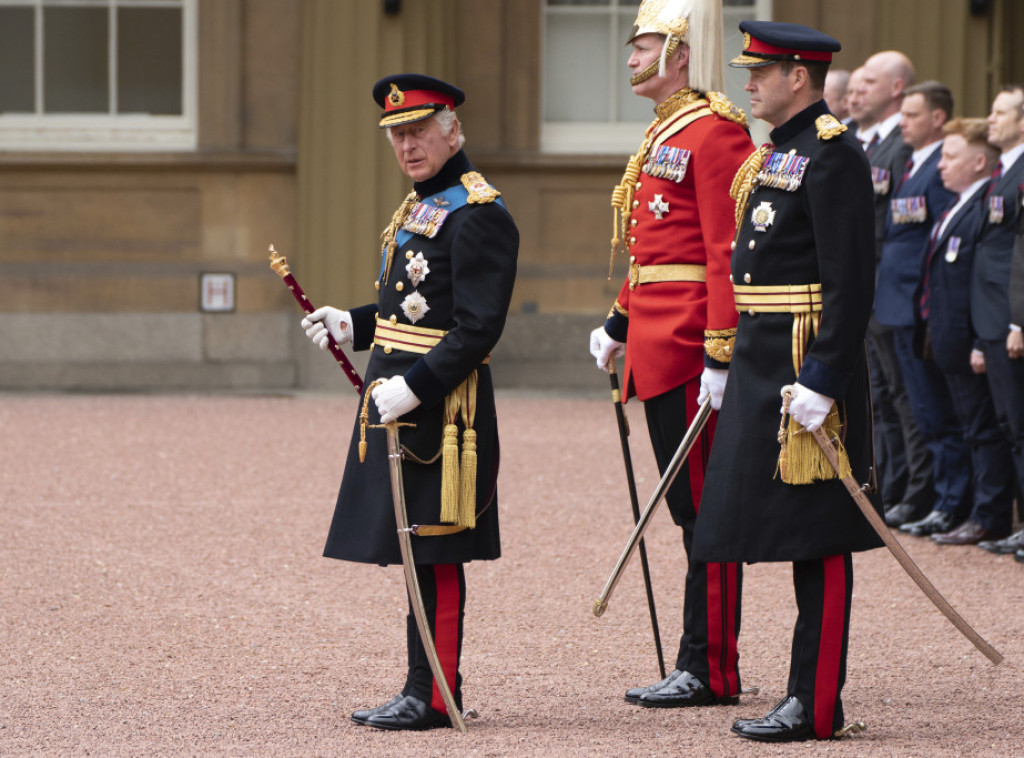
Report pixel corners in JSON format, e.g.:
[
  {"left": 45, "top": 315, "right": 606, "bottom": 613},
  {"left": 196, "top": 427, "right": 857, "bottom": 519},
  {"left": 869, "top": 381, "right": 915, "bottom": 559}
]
[{"left": 388, "top": 83, "right": 405, "bottom": 107}]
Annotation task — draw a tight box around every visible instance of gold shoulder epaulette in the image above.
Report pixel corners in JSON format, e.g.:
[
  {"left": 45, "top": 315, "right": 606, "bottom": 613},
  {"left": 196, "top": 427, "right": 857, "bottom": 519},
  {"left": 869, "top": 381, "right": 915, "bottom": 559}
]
[
  {"left": 461, "top": 171, "right": 501, "bottom": 204},
  {"left": 815, "top": 114, "right": 847, "bottom": 141},
  {"left": 705, "top": 328, "right": 737, "bottom": 363},
  {"left": 707, "top": 92, "right": 748, "bottom": 128}
]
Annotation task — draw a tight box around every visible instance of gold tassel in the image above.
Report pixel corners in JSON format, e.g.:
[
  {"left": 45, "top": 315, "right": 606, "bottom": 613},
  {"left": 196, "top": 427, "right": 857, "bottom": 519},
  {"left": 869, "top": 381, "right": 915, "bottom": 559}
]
[
  {"left": 777, "top": 405, "right": 852, "bottom": 485},
  {"left": 440, "top": 422, "right": 461, "bottom": 524},
  {"left": 458, "top": 428, "right": 477, "bottom": 530},
  {"left": 358, "top": 380, "right": 384, "bottom": 463}
]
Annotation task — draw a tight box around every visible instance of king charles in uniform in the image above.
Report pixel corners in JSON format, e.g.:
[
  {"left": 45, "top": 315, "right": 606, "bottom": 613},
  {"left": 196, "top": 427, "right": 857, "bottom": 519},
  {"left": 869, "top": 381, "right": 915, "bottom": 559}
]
[
  {"left": 302, "top": 74, "right": 518, "bottom": 731},
  {"left": 692, "top": 22, "right": 882, "bottom": 742},
  {"left": 589, "top": 0, "right": 752, "bottom": 710}
]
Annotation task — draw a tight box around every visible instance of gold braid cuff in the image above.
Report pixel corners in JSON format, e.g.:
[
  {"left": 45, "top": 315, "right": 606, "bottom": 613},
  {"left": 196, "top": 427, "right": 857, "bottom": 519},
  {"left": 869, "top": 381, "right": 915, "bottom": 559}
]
[
  {"left": 607, "top": 300, "right": 628, "bottom": 320},
  {"left": 704, "top": 328, "right": 737, "bottom": 363}
]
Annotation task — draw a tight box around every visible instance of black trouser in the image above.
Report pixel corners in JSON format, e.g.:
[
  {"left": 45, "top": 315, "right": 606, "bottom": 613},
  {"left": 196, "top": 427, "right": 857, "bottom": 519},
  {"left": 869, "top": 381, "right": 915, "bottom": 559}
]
[
  {"left": 644, "top": 379, "right": 742, "bottom": 696},
  {"left": 404, "top": 563, "right": 465, "bottom": 714},
  {"left": 788, "top": 553, "right": 853, "bottom": 740}
]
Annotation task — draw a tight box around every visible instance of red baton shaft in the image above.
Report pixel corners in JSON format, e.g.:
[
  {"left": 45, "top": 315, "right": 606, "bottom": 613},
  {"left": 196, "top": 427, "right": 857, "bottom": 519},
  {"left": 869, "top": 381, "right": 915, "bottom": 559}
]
[{"left": 268, "top": 244, "right": 364, "bottom": 394}]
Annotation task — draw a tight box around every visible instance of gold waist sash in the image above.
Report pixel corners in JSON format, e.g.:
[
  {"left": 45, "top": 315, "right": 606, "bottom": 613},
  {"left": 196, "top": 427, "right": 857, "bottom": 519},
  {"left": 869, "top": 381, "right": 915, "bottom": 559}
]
[
  {"left": 629, "top": 263, "right": 707, "bottom": 291},
  {"left": 373, "top": 318, "right": 490, "bottom": 363},
  {"left": 732, "top": 283, "right": 823, "bottom": 376},
  {"left": 733, "top": 283, "right": 823, "bottom": 314}
]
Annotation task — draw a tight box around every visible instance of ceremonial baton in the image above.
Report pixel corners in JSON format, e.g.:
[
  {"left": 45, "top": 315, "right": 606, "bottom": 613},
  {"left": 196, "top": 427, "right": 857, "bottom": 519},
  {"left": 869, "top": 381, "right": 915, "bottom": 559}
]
[
  {"left": 606, "top": 358, "right": 666, "bottom": 678},
  {"left": 594, "top": 397, "right": 713, "bottom": 617},
  {"left": 780, "top": 386, "right": 1003, "bottom": 665},
  {"left": 268, "top": 244, "right": 364, "bottom": 394}
]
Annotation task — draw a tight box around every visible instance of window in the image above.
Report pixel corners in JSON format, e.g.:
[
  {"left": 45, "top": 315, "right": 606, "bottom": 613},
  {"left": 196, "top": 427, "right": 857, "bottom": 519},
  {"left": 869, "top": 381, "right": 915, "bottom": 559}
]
[
  {"left": 541, "top": 0, "right": 772, "bottom": 153},
  {"left": 0, "top": 0, "right": 197, "bottom": 151}
]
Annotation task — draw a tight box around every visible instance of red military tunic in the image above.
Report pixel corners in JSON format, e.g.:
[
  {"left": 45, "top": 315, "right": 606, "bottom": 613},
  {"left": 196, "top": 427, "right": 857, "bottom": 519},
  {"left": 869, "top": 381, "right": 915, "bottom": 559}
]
[{"left": 605, "top": 89, "right": 751, "bottom": 401}]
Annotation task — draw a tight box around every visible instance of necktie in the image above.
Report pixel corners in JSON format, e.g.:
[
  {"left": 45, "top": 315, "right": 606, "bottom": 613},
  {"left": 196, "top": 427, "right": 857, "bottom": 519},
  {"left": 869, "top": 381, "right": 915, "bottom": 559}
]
[
  {"left": 984, "top": 160, "right": 1003, "bottom": 199},
  {"left": 864, "top": 132, "right": 880, "bottom": 157},
  {"left": 897, "top": 157, "right": 913, "bottom": 191},
  {"left": 920, "top": 195, "right": 959, "bottom": 319}
]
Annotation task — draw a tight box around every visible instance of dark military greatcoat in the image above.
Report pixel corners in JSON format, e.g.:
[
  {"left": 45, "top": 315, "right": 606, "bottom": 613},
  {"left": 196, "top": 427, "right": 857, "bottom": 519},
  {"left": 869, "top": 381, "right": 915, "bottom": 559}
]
[
  {"left": 692, "top": 101, "right": 883, "bottom": 564},
  {"left": 323, "top": 150, "right": 518, "bottom": 566}
]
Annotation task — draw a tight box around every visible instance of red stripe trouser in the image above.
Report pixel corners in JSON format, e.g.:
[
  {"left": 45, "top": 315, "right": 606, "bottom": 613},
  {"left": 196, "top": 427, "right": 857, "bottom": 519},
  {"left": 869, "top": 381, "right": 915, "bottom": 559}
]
[
  {"left": 789, "top": 553, "right": 853, "bottom": 739},
  {"left": 404, "top": 563, "right": 465, "bottom": 715},
  {"left": 643, "top": 377, "right": 742, "bottom": 696}
]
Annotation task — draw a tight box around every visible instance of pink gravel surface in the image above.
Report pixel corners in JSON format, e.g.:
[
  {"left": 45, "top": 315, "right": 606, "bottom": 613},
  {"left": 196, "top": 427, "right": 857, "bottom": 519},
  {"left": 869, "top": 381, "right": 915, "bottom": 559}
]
[{"left": 1, "top": 392, "right": 1022, "bottom": 757}]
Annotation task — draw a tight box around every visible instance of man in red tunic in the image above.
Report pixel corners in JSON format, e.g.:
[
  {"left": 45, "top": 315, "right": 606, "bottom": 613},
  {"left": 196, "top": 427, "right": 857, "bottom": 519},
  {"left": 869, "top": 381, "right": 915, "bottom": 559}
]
[{"left": 588, "top": 0, "right": 752, "bottom": 709}]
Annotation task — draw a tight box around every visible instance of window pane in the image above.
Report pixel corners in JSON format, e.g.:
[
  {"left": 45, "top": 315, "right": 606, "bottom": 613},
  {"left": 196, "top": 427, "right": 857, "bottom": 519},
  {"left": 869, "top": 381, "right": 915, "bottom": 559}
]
[
  {"left": 0, "top": 8, "right": 35, "bottom": 114},
  {"left": 44, "top": 7, "right": 109, "bottom": 113},
  {"left": 118, "top": 7, "right": 183, "bottom": 115},
  {"left": 544, "top": 14, "right": 611, "bottom": 121},
  {"left": 615, "top": 9, "right": 652, "bottom": 121}
]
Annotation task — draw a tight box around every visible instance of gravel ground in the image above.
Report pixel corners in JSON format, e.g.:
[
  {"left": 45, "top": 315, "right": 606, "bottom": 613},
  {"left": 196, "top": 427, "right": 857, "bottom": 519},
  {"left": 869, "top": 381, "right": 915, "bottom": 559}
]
[{"left": 1, "top": 392, "right": 1022, "bottom": 758}]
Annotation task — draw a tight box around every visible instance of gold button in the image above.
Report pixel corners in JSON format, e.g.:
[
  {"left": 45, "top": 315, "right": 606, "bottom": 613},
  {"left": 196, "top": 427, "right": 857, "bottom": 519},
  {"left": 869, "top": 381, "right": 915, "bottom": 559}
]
[
  {"left": 630, "top": 237, "right": 637, "bottom": 245},
  {"left": 396, "top": 282, "right": 404, "bottom": 291},
  {"left": 630, "top": 255, "right": 636, "bottom": 263},
  {"left": 633, "top": 200, "right": 640, "bottom": 209},
  {"left": 748, "top": 240, "right": 756, "bottom": 250},
  {"left": 384, "top": 345, "right": 393, "bottom": 354},
  {"left": 374, "top": 281, "right": 380, "bottom": 290},
  {"left": 744, "top": 273, "right": 752, "bottom": 283},
  {"left": 406, "top": 250, "right": 414, "bottom": 260},
  {"left": 630, "top": 218, "right": 638, "bottom": 227},
  {"left": 636, "top": 182, "right": 642, "bottom": 189},
  {"left": 729, "top": 274, "right": 734, "bottom": 283},
  {"left": 730, "top": 241, "right": 736, "bottom": 251},
  {"left": 389, "top": 315, "right": 398, "bottom": 324},
  {"left": 724, "top": 345, "right": 731, "bottom": 354},
  {"left": 748, "top": 308, "right": 756, "bottom": 316}
]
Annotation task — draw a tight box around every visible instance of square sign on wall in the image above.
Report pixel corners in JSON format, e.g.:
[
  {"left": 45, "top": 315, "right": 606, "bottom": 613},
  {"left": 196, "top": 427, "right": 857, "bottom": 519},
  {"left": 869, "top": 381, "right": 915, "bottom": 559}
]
[{"left": 200, "top": 272, "right": 236, "bottom": 312}]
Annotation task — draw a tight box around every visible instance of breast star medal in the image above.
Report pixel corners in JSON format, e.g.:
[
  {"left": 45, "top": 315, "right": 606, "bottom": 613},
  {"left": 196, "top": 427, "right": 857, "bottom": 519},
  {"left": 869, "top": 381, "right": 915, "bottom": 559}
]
[
  {"left": 751, "top": 201, "right": 776, "bottom": 232},
  {"left": 648, "top": 194, "right": 670, "bottom": 220},
  {"left": 400, "top": 291, "right": 430, "bottom": 323},
  {"left": 406, "top": 252, "right": 430, "bottom": 287}
]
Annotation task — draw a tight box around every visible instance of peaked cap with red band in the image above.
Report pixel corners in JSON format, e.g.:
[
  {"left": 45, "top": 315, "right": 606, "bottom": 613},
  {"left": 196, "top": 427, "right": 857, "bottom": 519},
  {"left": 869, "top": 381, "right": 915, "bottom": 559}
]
[
  {"left": 372, "top": 73, "right": 465, "bottom": 128},
  {"left": 730, "top": 20, "right": 840, "bottom": 69}
]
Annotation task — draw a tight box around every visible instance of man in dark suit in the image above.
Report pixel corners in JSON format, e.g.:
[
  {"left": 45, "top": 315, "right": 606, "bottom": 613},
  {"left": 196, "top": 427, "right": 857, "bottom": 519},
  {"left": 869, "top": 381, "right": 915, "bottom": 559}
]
[
  {"left": 694, "top": 21, "right": 881, "bottom": 742},
  {"left": 855, "top": 52, "right": 935, "bottom": 528},
  {"left": 1010, "top": 196, "right": 1024, "bottom": 562},
  {"left": 969, "top": 84, "right": 1024, "bottom": 555},
  {"left": 917, "top": 118, "right": 1016, "bottom": 546},
  {"left": 872, "top": 82, "right": 969, "bottom": 539},
  {"left": 302, "top": 74, "right": 518, "bottom": 731}
]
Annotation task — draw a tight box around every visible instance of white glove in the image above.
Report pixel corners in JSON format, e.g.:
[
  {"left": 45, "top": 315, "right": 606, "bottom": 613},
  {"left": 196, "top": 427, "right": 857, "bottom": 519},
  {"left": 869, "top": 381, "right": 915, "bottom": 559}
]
[
  {"left": 301, "top": 306, "right": 352, "bottom": 350},
  {"left": 784, "top": 382, "right": 834, "bottom": 432},
  {"left": 372, "top": 376, "right": 421, "bottom": 423},
  {"left": 589, "top": 327, "right": 625, "bottom": 372},
  {"left": 697, "top": 368, "right": 728, "bottom": 411}
]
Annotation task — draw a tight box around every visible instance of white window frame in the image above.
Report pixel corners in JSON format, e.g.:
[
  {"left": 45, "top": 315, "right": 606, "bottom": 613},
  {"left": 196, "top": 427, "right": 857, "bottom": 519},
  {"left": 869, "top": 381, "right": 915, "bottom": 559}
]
[
  {"left": 541, "top": 0, "right": 773, "bottom": 154},
  {"left": 0, "top": 0, "right": 198, "bottom": 151}
]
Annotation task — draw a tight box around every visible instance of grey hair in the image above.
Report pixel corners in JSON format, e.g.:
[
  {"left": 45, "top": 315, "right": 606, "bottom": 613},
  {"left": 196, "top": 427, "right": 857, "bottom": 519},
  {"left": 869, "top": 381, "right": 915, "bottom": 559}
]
[{"left": 385, "top": 107, "right": 466, "bottom": 148}]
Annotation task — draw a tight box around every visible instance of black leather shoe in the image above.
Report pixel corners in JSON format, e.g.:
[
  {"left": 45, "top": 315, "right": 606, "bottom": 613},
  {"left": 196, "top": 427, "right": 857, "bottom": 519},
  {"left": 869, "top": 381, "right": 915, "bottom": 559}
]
[
  {"left": 900, "top": 510, "right": 956, "bottom": 537},
  {"left": 731, "top": 696, "right": 815, "bottom": 742},
  {"left": 625, "top": 669, "right": 684, "bottom": 704},
  {"left": 351, "top": 694, "right": 404, "bottom": 725},
  {"left": 884, "top": 503, "right": 928, "bottom": 528},
  {"left": 931, "top": 520, "right": 1009, "bottom": 546},
  {"left": 1015, "top": 549, "right": 1024, "bottom": 564},
  {"left": 364, "top": 695, "right": 452, "bottom": 731},
  {"left": 638, "top": 670, "right": 738, "bottom": 708},
  {"left": 978, "top": 528, "right": 1024, "bottom": 554}
]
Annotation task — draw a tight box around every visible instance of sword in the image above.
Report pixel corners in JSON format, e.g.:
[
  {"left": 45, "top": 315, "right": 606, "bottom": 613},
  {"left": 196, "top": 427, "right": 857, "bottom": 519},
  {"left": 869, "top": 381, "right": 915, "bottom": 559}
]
[
  {"left": 594, "top": 397, "right": 713, "bottom": 617},
  {"left": 268, "top": 244, "right": 364, "bottom": 394},
  {"left": 606, "top": 358, "right": 666, "bottom": 678},
  {"left": 780, "top": 386, "right": 1004, "bottom": 665},
  {"left": 375, "top": 402, "right": 468, "bottom": 732}
]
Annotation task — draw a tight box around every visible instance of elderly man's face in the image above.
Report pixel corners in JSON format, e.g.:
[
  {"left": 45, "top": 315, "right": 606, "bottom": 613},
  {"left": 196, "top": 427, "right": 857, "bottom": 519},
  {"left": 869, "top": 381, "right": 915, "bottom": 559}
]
[{"left": 389, "top": 115, "right": 460, "bottom": 182}]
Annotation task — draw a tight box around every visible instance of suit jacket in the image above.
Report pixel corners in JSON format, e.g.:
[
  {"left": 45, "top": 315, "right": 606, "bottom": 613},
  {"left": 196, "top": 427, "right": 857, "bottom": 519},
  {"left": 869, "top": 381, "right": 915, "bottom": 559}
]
[
  {"left": 1010, "top": 185, "right": 1024, "bottom": 326},
  {"left": 875, "top": 146, "right": 956, "bottom": 327},
  {"left": 913, "top": 183, "right": 987, "bottom": 374},
  {"left": 324, "top": 150, "right": 519, "bottom": 566},
  {"left": 970, "top": 155, "right": 1024, "bottom": 340},
  {"left": 603, "top": 90, "right": 751, "bottom": 402},
  {"left": 868, "top": 128, "right": 913, "bottom": 263},
  {"left": 693, "top": 101, "right": 882, "bottom": 564}
]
